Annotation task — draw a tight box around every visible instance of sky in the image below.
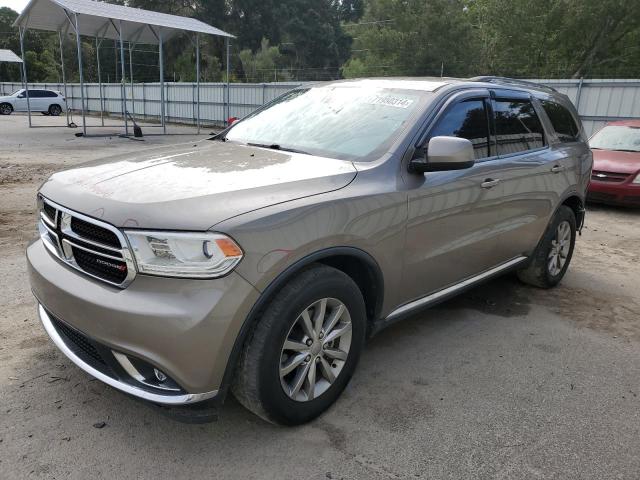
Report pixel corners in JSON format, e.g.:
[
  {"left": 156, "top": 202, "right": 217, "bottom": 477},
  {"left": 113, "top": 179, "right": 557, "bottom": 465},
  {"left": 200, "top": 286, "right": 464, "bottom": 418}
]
[{"left": 0, "top": 0, "right": 29, "bottom": 13}]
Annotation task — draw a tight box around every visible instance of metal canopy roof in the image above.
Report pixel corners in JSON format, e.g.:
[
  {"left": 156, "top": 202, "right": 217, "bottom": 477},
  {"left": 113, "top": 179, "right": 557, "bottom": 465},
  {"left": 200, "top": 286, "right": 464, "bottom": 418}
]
[
  {"left": 0, "top": 49, "right": 23, "bottom": 63},
  {"left": 14, "top": 0, "right": 233, "bottom": 44}
]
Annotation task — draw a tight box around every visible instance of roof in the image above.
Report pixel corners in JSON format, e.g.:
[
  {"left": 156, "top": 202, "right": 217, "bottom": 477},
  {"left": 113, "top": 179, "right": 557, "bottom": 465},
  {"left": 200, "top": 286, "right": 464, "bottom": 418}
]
[
  {"left": 14, "top": 0, "right": 233, "bottom": 44},
  {"left": 605, "top": 120, "right": 640, "bottom": 127},
  {"left": 315, "top": 77, "right": 454, "bottom": 92},
  {"left": 0, "top": 49, "right": 23, "bottom": 63}
]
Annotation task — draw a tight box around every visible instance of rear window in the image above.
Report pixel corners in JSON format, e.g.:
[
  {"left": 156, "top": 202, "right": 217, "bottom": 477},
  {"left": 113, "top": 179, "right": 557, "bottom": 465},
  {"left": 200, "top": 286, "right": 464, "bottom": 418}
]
[
  {"left": 494, "top": 99, "right": 545, "bottom": 155},
  {"left": 541, "top": 100, "right": 580, "bottom": 142}
]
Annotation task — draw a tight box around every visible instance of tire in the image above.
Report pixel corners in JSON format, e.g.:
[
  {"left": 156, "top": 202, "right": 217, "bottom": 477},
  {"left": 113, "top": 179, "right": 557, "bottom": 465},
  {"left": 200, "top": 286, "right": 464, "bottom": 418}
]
[
  {"left": 48, "top": 104, "right": 62, "bottom": 116},
  {"left": 232, "top": 264, "right": 366, "bottom": 425},
  {"left": 517, "top": 205, "right": 576, "bottom": 288},
  {"left": 0, "top": 103, "right": 12, "bottom": 115}
]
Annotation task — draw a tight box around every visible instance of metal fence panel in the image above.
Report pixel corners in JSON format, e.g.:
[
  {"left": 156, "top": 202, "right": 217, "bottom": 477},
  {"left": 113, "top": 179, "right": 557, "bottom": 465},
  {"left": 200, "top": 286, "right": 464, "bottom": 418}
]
[{"left": 1, "top": 79, "right": 638, "bottom": 135}]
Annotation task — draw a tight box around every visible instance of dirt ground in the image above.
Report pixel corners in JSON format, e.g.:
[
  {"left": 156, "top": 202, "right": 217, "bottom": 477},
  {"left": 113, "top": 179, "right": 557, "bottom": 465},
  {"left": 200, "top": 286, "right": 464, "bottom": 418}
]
[{"left": 1, "top": 114, "right": 639, "bottom": 479}]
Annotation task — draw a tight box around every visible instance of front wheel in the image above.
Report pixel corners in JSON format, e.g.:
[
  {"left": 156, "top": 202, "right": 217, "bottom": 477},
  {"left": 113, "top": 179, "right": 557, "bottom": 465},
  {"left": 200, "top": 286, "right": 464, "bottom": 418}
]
[
  {"left": 232, "top": 264, "right": 366, "bottom": 425},
  {"left": 517, "top": 205, "right": 576, "bottom": 288}
]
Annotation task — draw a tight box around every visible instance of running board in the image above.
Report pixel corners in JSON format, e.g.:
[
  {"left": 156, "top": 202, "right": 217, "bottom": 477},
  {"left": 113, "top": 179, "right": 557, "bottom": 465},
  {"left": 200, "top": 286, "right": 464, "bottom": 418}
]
[{"left": 376, "top": 256, "right": 528, "bottom": 332}]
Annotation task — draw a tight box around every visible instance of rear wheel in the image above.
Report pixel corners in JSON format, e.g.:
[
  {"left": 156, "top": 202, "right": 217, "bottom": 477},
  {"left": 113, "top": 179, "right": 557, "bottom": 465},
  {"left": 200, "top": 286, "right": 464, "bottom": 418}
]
[
  {"left": 48, "top": 104, "right": 62, "bottom": 116},
  {"left": 517, "top": 205, "right": 576, "bottom": 288},
  {"left": 232, "top": 264, "right": 366, "bottom": 425},
  {"left": 0, "top": 103, "right": 12, "bottom": 115}
]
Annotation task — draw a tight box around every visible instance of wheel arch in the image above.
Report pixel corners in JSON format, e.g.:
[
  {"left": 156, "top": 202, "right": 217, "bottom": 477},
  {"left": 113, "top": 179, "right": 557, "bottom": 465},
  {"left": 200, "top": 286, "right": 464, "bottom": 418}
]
[
  {"left": 560, "top": 193, "right": 585, "bottom": 231},
  {"left": 218, "top": 246, "right": 384, "bottom": 398}
]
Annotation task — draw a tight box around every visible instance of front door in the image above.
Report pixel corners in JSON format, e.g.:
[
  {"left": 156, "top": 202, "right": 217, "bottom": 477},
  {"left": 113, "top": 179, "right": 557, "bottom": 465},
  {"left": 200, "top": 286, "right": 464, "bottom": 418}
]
[{"left": 400, "top": 90, "right": 512, "bottom": 304}]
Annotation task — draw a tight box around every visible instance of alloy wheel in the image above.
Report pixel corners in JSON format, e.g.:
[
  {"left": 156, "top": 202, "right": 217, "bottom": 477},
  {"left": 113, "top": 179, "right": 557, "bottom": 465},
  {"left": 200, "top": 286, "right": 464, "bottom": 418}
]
[
  {"left": 279, "top": 298, "right": 352, "bottom": 402},
  {"left": 548, "top": 220, "right": 571, "bottom": 276}
]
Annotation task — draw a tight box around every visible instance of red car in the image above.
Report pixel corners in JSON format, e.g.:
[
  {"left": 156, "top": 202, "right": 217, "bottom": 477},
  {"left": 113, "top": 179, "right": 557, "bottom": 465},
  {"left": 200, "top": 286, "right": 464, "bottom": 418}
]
[{"left": 588, "top": 120, "right": 640, "bottom": 206}]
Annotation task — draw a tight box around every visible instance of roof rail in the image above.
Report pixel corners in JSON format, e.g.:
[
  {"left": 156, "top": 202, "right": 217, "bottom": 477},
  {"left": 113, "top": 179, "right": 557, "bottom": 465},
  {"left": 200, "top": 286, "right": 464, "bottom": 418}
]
[{"left": 470, "top": 76, "right": 558, "bottom": 93}]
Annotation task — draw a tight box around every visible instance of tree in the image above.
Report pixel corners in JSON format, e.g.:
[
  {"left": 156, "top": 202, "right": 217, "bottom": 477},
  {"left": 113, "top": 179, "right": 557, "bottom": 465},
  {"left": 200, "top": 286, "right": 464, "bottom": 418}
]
[{"left": 342, "top": 0, "right": 475, "bottom": 78}]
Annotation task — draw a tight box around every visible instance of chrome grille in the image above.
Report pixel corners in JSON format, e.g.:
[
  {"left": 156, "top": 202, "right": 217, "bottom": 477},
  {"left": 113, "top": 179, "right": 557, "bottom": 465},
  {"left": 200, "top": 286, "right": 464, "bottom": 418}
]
[
  {"left": 591, "top": 170, "right": 630, "bottom": 183},
  {"left": 37, "top": 196, "right": 136, "bottom": 288}
]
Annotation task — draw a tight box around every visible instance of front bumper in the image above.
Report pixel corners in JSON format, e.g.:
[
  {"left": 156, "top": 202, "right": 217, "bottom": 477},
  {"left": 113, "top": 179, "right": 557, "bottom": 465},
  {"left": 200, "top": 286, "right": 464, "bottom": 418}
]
[
  {"left": 588, "top": 179, "right": 640, "bottom": 206},
  {"left": 28, "top": 238, "right": 260, "bottom": 405}
]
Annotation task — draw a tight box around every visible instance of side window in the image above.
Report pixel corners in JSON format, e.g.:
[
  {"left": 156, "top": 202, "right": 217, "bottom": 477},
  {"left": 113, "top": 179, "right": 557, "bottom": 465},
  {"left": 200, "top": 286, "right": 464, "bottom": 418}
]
[
  {"left": 429, "top": 99, "right": 491, "bottom": 160},
  {"left": 541, "top": 100, "right": 580, "bottom": 142},
  {"left": 29, "top": 90, "right": 44, "bottom": 98},
  {"left": 494, "top": 99, "right": 545, "bottom": 155},
  {"left": 44, "top": 90, "right": 57, "bottom": 98}
]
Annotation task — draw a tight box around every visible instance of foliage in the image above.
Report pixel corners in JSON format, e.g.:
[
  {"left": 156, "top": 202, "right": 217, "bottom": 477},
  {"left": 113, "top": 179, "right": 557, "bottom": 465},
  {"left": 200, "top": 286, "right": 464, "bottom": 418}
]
[
  {"left": 4, "top": 0, "right": 640, "bottom": 83},
  {"left": 239, "top": 38, "right": 291, "bottom": 82},
  {"left": 344, "top": 0, "right": 640, "bottom": 79}
]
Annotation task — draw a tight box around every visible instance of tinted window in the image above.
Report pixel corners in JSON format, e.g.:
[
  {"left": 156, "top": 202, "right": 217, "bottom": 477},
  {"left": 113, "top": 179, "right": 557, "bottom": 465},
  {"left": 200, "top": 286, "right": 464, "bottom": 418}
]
[
  {"left": 494, "top": 99, "right": 545, "bottom": 155},
  {"left": 541, "top": 100, "right": 579, "bottom": 142},
  {"left": 429, "top": 99, "right": 491, "bottom": 159},
  {"left": 29, "top": 90, "right": 45, "bottom": 98},
  {"left": 43, "top": 90, "right": 58, "bottom": 98}
]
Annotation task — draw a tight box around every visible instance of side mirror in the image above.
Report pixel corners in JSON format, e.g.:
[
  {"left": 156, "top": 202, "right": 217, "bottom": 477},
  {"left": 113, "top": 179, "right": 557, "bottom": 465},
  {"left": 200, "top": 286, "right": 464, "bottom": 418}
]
[
  {"left": 409, "top": 136, "right": 475, "bottom": 173},
  {"left": 18, "top": 93, "right": 26, "bottom": 98}
]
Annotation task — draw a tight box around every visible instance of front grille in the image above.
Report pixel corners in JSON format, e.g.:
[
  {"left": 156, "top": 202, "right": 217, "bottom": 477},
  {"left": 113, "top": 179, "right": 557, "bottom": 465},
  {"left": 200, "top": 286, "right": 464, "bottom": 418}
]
[
  {"left": 72, "top": 247, "right": 129, "bottom": 284},
  {"left": 43, "top": 202, "right": 56, "bottom": 222},
  {"left": 71, "top": 217, "right": 121, "bottom": 248},
  {"left": 49, "top": 313, "right": 106, "bottom": 367},
  {"left": 591, "top": 170, "right": 630, "bottom": 183},
  {"left": 37, "top": 196, "right": 135, "bottom": 287}
]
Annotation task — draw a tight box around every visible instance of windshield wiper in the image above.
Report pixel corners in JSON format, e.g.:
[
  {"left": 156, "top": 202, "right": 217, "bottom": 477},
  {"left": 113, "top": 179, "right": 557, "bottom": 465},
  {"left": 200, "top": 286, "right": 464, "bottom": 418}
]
[{"left": 247, "top": 142, "right": 310, "bottom": 155}]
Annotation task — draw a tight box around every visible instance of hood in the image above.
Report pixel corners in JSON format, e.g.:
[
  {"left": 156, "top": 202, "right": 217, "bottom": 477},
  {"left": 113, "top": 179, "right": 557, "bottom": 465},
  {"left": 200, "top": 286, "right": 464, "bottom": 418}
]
[
  {"left": 592, "top": 149, "right": 640, "bottom": 175},
  {"left": 40, "top": 140, "right": 357, "bottom": 230}
]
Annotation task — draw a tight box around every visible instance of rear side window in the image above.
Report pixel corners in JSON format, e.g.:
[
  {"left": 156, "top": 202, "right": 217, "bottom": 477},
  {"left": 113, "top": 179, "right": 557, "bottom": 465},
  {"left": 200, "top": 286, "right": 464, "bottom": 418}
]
[
  {"left": 494, "top": 99, "right": 545, "bottom": 155},
  {"left": 429, "top": 99, "right": 491, "bottom": 159},
  {"left": 43, "top": 90, "right": 58, "bottom": 98},
  {"left": 541, "top": 100, "right": 580, "bottom": 142}
]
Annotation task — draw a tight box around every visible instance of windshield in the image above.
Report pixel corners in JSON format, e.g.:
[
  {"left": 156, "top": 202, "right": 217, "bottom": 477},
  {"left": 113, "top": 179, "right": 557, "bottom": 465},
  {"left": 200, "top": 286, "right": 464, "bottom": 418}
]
[
  {"left": 11, "top": 89, "right": 23, "bottom": 96},
  {"left": 590, "top": 125, "right": 640, "bottom": 152},
  {"left": 222, "top": 86, "right": 432, "bottom": 161}
]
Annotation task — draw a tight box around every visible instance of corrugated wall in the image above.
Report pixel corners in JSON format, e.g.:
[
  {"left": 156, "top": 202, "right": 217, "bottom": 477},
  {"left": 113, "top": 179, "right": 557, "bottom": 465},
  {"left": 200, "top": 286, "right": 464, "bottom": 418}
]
[{"left": 1, "top": 79, "right": 638, "bottom": 135}]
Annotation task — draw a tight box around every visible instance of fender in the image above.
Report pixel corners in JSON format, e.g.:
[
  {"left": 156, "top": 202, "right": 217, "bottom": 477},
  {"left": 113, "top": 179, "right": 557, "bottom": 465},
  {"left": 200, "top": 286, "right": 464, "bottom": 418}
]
[{"left": 216, "top": 246, "right": 384, "bottom": 400}]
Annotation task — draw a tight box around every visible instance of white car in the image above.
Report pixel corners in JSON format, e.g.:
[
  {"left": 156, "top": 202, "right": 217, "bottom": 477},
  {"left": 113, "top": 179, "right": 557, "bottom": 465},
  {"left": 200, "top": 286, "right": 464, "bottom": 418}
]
[{"left": 0, "top": 89, "right": 66, "bottom": 116}]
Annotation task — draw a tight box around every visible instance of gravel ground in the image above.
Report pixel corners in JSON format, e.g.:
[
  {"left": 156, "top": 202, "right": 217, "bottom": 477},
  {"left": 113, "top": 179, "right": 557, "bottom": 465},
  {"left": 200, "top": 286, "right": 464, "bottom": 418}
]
[{"left": 1, "top": 114, "right": 639, "bottom": 479}]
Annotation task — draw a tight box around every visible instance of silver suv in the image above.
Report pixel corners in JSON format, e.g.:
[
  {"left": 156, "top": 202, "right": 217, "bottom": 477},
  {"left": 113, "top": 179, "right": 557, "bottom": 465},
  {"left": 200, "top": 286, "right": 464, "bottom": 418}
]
[{"left": 28, "top": 77, "right": 592, "bottom": 425}]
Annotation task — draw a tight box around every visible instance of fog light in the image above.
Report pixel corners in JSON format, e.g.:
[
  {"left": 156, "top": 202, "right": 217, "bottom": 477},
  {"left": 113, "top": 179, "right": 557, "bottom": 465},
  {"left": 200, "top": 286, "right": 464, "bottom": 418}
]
[{"left": 154, "top": 368, "right": 167, "bottom": 382}]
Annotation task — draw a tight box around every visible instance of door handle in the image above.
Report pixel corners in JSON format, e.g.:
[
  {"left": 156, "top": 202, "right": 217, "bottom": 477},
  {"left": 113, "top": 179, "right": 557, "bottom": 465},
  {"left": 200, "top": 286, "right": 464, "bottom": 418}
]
[
  {"left": 480, "top": 178, "right": 501, "bottom": 189},
  {"left": 551, "top": 165, "right": 566, "bottom": 173}
]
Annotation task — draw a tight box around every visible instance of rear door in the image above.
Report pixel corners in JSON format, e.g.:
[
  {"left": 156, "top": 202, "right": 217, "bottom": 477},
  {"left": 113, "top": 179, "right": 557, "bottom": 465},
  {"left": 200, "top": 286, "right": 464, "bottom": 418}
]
[
  {"left": 400, "top": 89, "right": 513, "bottom": 303},
  {"left": 486, "top": 89, "right": 557, "bottom": 259}
]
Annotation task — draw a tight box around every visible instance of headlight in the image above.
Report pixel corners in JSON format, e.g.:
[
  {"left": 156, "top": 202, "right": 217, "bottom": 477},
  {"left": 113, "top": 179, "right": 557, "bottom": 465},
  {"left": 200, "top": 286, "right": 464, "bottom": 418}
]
[
  {"left": 125, "top": 231, "right": 243, "bottom": 278},
  {"left": 633, "top": 173, "right": 640, "bottom": 184}
]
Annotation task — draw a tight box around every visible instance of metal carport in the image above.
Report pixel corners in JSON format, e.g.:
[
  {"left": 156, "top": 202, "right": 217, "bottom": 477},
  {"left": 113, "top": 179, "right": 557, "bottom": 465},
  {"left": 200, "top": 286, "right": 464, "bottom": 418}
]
[{"left": 13, "top": 0, "right": 234, "bottom": 136}]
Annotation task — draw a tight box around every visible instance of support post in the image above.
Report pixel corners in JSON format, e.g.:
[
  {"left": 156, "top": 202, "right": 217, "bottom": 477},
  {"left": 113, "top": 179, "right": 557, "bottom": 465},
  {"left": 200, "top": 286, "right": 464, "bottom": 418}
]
[
  {"left": 59, "top": 32, "right": 69, "bottom": 125},
  {"left": 95, "top": 36, "right": 104, "bottom": 126},
  {"left": 19, "top": 26, "right": 32, "bottom": 127},
  {"left": 196, "top": 33, "right": 200, "bottom": 134},
  {"left": 129, "top": 42, "right": 135, "bottom": 118},
  {"left": 73, "top": 14, "right": 86, "bottom": 136},
  {"left": 159, "top": 29, "right": 166, "bottom": 134},
  {"left": 119, "top": 20, "right": 128, "bottom": 136},
  {"left": 225, "top": 36, "right": 230, "bottom": 125}
]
